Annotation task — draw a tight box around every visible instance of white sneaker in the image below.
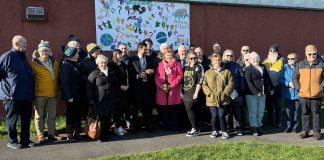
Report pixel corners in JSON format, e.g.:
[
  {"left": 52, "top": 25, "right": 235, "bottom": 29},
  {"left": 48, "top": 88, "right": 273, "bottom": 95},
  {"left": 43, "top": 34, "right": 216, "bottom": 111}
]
[
  {"left": 221, "top": 132, "right": 229, "bottom": 139},
  {"left": 115, "top": 126, "right": 126, "bottom": 136},
  {"left": 186, "top": 128, "right": 200, "bottom": 137},
  {"left": 210, "top": 131, "right": 218, "bottom": 138}
]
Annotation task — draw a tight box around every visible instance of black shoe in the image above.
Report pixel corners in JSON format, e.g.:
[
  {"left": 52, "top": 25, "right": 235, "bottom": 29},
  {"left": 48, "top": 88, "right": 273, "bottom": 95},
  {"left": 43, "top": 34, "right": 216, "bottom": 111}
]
[
  {"left": 21, "top": 140, "right": 36, "bottom": 148},
  {"left": 7, "top": 142, "right": 22, "bottom": 149},
  {"left": 257, "top": 127, "right": 265, "bottom": 135},
  {"left": 284, "top": 128, "right": 292, "bottom": 133},
  {"left": 251, "top": 127, "right": 258, "bottom": 136}
]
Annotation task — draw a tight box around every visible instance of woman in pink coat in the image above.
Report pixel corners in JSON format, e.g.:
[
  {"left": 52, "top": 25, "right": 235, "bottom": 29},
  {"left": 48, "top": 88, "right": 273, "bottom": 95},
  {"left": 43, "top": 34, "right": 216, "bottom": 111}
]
[{"left": 155, "top": 49, "right": 183, "bottom": 132}]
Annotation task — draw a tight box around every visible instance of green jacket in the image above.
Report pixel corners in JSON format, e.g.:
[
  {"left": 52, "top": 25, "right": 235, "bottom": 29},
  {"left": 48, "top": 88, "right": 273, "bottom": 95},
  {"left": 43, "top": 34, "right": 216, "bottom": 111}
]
[{"left": 202, "top": 66, "right": 234, "bottom": 107}]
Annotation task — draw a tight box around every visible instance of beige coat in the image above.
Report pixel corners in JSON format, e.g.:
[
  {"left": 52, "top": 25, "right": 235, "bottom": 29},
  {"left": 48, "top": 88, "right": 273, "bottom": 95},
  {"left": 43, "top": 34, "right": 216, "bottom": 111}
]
[{"left": 202, "top": 67, "right": 234, "bottom": 107}]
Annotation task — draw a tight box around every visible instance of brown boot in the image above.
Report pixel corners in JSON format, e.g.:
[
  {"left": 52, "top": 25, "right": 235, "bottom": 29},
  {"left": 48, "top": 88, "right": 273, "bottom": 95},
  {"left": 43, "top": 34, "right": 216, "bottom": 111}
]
[
  {"left": 313, "top": 131, "right": 321, "bottom": 140},
  {"left": 298, "top": 131, "right": 309, "bottom": 139},
  {"left": 37, "top": 134, "right": 46, "bottom": 144}
]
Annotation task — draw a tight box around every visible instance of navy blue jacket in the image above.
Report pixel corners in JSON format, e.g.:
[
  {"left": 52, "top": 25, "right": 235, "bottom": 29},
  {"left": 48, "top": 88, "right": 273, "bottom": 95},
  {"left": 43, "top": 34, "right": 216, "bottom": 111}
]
[
  {"left": 0, "top": 48, "right": 34, "bottom": 101},
  {"left": 224, "top": 61, "right": 245, "bottom": 96},
  {"left": 278, "top": 64, "right": 299, "bottom": 100},
  {"left": 244, "top": 64, "right": 273, "bottom": 95},
  {"left": 59, "top": 59, "right": 81, "bottom": 101}
]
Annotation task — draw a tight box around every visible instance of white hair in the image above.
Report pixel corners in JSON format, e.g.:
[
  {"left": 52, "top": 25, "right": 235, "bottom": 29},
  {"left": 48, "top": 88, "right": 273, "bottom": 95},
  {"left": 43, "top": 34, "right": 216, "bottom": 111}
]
[
  {"left": 96, "top": 54, "right": 108, "bottom": 64},
  {"left": 249, "top": 51, "right": 260, "bottom": 61},
  {"left": 160, "top": 43, "right": 169, "bottom": 51}
]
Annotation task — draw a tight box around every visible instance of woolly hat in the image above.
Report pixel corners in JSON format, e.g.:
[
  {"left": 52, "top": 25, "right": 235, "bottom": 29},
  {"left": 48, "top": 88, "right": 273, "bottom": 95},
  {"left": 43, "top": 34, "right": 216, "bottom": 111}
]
[
  {"left": 64, "top": 46, "right": 78, "bottom": 58},
  {"left": 38, "top": 40, "right": 50, "bottom": 51},
  {"left": 86, "top": 43, "right": 101, "bottom": 54},
  {"left": 269, "top": 44, "right": 279, "bottom": 52},
  {"left": 68, "top": 34, "right": 80, "bottom": 43}
]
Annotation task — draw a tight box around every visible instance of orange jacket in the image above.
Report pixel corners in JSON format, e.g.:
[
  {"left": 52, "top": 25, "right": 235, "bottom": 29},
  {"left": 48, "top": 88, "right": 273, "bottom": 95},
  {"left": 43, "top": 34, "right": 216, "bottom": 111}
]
[{"left": 293, "top": 57, "right": 324, "bottom": 98}]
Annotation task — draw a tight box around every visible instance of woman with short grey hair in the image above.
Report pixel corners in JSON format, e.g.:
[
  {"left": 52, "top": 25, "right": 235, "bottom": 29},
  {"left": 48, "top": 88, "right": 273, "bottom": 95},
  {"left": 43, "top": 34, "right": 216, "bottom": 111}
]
[
  {"left": 87, "top": 54, "right": 117, "bottom": 142},
  {"left": 244, "top": 52, "right": 273, "bottom": 136}
]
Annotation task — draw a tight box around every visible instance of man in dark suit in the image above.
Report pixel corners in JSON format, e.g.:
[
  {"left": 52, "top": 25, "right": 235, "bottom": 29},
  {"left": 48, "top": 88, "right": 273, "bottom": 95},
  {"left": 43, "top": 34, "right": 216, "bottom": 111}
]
[{"left": 128, "top": 42, "right": 155, "bottom": 132}]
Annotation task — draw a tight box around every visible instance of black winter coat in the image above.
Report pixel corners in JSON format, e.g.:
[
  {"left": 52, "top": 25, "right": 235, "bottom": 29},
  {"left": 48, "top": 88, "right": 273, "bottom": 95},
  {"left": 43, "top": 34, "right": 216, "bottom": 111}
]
[
  {"left": 60, "top": 59, "right": 81, "bottom": 101},
  {"left": 87, "top": 68, "right": 117, "bottom": 116},
  {"left": 244, "top": 64, "right": 273, "bottom": 95}
]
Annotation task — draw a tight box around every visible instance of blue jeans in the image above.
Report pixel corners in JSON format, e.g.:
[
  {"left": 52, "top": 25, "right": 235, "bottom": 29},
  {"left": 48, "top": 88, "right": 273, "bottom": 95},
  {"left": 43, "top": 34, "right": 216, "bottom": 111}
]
[
  {"left": 3, "top": 100, "right": 32, "bottom": 145},
  {"left": 285, "top": 99, "right": 300, "bottom": 130},
  {"left": 245, "top": 95, "right": 266, "bottom": 127}
]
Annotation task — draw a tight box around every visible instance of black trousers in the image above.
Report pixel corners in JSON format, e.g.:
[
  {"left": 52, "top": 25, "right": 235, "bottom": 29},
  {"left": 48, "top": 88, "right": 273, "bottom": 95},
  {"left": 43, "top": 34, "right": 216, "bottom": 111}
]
[
  {"left": 130, "top": 84, "right": 151, "bottom": 129},
  {"left": 99, "top": 114, "right": 111, "bottom": 140},
  {"left": 184, "top": 101, "right": 197, "bottom": 129},
  {"left": 226, "top": 96, "right": 243, "bottom": 131},
  {"left": 300, "top": 97, "right": 321, "bottom": 133},
  {"left": 3, "top": 100, "right": 32, "bottom": 145},
  {"left": 65, "top": 101, "right": 81, "bottom": 133}
]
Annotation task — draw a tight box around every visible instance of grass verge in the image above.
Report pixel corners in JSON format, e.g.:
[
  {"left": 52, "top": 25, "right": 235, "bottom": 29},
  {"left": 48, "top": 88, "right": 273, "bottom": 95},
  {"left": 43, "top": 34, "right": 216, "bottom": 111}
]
[
  {"left": 97, "top": 141, "right": 324, "bottom": 160},
  {"left": 0, "top": 116, "right": 66, "bottom": 139}
]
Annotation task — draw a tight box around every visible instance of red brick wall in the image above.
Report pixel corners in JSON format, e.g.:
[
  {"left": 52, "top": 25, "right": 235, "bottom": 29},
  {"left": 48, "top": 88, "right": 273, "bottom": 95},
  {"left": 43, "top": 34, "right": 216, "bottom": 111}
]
[{"left": 1, "top": 1, "right": 324, "bottom": 116}]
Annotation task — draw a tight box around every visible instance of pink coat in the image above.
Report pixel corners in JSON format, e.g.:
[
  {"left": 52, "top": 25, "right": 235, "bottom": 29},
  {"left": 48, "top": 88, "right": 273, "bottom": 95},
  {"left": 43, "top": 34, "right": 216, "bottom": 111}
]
[{"left": 155, "top": 59, "right": 183, "bottom": 106}]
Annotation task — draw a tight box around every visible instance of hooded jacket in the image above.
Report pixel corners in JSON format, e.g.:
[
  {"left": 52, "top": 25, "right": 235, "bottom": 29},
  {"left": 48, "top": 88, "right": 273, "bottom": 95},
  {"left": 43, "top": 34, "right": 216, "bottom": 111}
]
[{"left": 202, "top": 66, "right": 234, "bottom": 107}]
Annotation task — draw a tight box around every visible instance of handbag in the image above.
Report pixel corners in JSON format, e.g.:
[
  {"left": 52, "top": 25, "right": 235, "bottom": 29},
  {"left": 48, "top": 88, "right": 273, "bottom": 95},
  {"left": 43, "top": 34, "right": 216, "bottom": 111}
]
[{"left": 84, "top": 105, "right": 101, "bottom": 139}]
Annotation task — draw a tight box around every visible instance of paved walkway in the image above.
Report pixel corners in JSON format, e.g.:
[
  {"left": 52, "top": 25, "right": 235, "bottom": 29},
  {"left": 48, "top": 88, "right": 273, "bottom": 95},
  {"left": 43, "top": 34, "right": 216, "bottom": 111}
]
[{"left": 0, "top": 127, "right": 323, "bottom": 160}]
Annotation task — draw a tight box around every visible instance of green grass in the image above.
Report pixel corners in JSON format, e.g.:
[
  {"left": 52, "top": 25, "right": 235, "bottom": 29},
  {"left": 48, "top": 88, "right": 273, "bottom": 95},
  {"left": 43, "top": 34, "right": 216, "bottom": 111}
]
[
  {"left": 0, "top": 116, "right": 66, "bottom": 139},
  {"left": 97, "top": 142, "right": 324, "bottom": 160}
]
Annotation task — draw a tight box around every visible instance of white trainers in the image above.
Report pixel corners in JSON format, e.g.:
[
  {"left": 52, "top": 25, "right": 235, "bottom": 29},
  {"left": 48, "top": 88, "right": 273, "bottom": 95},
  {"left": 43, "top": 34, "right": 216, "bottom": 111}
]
[
  {"left": 221, "top": 131, "right": 229, "bottom": 139},
  {"left": 210, "top": 131, "right": 218, "bottom": 138},
  {"left": 115, "top": 126, "right": 127, "bottom": 136},
  {"left": 186, "top": 128, "right": 200, "bottom": 137}
]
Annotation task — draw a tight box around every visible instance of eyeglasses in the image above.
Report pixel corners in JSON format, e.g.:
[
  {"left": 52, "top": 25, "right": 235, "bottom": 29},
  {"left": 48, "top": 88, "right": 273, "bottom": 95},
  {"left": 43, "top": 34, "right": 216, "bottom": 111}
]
[
  {"left": 287, "top": 58, "right": 295, "bottom": 60},
  {"left": 226, "top": 55, "right": 233, "bottom": 57},
  {"left": 269, "top": 50, "right": 277, "bottom": 52},
  {"left": 307, "top": 53, "right": 317, "bottom": 56},
  {"left": 189, "top": 57, "right": 197, "bottom": 60},
  {"left": 242, "top": 50, "right": 249, "bottom": 52}
]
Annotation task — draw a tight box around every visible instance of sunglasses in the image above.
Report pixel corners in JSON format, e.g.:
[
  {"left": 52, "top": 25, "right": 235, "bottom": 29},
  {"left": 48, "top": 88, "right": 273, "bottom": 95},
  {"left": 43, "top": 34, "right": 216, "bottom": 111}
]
[
  {"left": 307, "top": 53, "right": 317, "bottom": 56},
  {"left": 226, "top": 55, "right": 233, "bottom": 57},
  {"left": 242, "top": 50, "right": 249, "bottom": 52},
  {"left": 189, "top": 57, "right": 197, "bottom": 60},
  {"left": 245, "top": 59, "right": 249, "bottom": 61},
  {"left": 287, "top": 58, "right": 295, "bottom": 60}
]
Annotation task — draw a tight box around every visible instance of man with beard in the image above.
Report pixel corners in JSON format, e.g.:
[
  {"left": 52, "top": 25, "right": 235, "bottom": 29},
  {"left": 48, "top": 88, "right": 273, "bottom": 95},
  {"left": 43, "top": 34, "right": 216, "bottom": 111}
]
[
  {"left": 263, "top": 44, "right": 284, "bottom": 128},
  {"left": 222, "top": 49, "right": 245, "bottom": 136}
]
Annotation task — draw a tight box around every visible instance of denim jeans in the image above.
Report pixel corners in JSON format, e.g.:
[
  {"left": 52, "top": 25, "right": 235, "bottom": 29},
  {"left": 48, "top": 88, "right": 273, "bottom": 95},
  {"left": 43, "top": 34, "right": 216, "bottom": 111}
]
[
  {"left": 245, "top": 95, "right": 266, "bottom": 127},
  {"left": 209, "top": 106, "right": 227, "bottom": 132},
  {"left": 3, "top": 100, "right": 32, "bottom": 145},
  {"left": 285, "top": 99, "right": 300, "bottom": 130}
]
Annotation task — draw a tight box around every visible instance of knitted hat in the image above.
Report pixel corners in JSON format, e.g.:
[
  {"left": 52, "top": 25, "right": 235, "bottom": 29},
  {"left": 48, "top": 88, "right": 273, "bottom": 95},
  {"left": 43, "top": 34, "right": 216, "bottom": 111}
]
[
  {"left": 269, "top": 44, "right": 279, "bottom": 52},
  {"left": 68, "top": 34, "right": 80, "bottom": 43},
  {"left": 38, "top": 40, "right": 50, "bottom": 51},
  {"left": 64, "top": 46, "right": 78, "bottom": 58},
  {"left": 86, "top": 43, "right": 101, "bottom": 54}
]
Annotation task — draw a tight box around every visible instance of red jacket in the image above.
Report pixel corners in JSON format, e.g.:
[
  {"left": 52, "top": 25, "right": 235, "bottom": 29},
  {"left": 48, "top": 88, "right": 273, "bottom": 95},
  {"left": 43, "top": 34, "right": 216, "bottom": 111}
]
[{"left": 155, "top": 59, "right": 183, "bottom": 106}]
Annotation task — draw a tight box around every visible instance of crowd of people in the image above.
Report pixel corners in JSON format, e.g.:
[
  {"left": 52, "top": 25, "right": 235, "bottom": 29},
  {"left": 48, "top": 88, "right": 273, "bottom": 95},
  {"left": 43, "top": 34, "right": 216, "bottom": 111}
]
[{"left": 0, "top": 35, "right": 323, "bottom": 149}]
